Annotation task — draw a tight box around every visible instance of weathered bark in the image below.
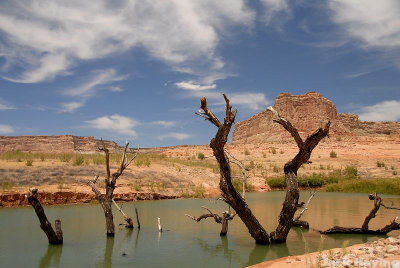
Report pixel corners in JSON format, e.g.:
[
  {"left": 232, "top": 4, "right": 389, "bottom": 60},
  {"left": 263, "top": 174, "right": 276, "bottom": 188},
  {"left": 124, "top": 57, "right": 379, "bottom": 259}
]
[
  {"left": 267, "top": 106, "right": 330, "bottom": 243},
  {"left": 186, "top": 206, "right": 236, "bottom": 236},
  {"left": 112, "top": 199, "right": 133, "bottom": 228},
  {"left": 292, "top": 191, "right": 316, "bottom": 229},
  {"left": 26, "top": 188, "right": 63, "bottom": 244},
  {"left": 321, "top": 194, "right": 400, "bottom": 235},
  {"left": 135, "top": 206, "right": 141, "bottom": 229},
  {"left": 87, "top": 141, "right": 137, "bottom": 236},
  {"left": 197, "top": 95, "right": 270, "bottom": 244}
]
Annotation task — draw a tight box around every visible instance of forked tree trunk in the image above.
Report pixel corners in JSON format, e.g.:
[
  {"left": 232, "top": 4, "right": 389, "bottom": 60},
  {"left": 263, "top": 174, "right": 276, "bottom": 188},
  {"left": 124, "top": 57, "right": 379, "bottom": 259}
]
[
  {"left": 197, "top": 95, "right": 270, "bottom": 244},
  {"left": 26, "top": 188, "right": 63, "bottom": 244},
  {"left": 267, "top": 107, "right": 330, "bottom": 243},
  {"left": 87, "top": 140, "right": 137, "bottom": 236},
  {"left": 197, "top": 95, "right": 330, "bottom": 244}
]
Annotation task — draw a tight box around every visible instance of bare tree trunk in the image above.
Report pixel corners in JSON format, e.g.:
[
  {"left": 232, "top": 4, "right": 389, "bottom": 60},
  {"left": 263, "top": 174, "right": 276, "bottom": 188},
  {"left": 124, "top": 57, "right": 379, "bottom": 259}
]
[
  {"left": 293, "top": 191, "right": 316, "bottom": 229},
  {"left": 321, "top": 194, "right": 400, "bottom": 235},
  {"left": 267, "top": 107, "right": 330, "bottom": 243},
  {"left": 26, "top": 188, "right": 63, "bottom": 244},
  {"left": 88, "top": 141, "right": 137, "bottom": 236},
  {"left": 135, "top": 206, "right": 141, "bottom": 229},
  {"left": 112, "top": 199, "right": 133, "bottom": 228},
  {"left": 197, "top": 95, "right": 270, "bottom": 244},
  {"left": 220, "top": 218, "right": 228, "bottom": 236}
]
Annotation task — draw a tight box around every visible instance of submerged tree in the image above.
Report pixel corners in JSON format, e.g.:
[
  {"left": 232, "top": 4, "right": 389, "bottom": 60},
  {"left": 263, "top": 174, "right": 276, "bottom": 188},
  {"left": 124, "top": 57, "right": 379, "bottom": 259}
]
[
  {"left": 26, "top": 188, "right": 63, "bottom": 244},
  {"left": 87, "top": 140, "right": 137, "bottom": 236},
  {"left": 186, "top": 205, "right": 237, "bottom": 236},
  {"left": 321, "top": 193, "right": 400, "bottom": 235},
  {"left": 196, "top": 94, "right": 330, "bottom": 244}
]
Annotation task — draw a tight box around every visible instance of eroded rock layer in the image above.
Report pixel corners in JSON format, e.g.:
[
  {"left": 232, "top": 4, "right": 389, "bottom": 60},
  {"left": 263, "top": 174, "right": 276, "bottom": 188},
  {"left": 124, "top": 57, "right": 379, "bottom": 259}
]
[
  {"left": 233, "top": 92, "right": 400, "bottom": 144},
  {"left": 0, "top": 135, "right": 121, "bottom": 153}
]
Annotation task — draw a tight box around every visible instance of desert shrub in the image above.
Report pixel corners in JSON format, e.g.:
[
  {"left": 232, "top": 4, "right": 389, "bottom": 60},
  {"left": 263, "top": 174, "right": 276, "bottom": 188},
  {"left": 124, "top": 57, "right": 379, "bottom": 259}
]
[
  {"left": 344, "top": 165, "right": 358, "bottom": 178},
  {"left": 181, "top": 185, "right": 205, "bottom": 198},
  {"left": 279, "top": 150, "right": 284, "bottom": 154},
  {"left": 270, "top": 148, "right": 276, "bottom": 154},
  {"left": 197, "top": 152, "right": 205, "bottom": 160},
  {"left": 59, "top": 154, "right": 72, "bottom": 162},
  {"left": 244, "top": 149, "right": 250, "bottom": 155},
  {"left": 298, "top": 176, "right": 325, "bottom": 187},
  {"left": 330, "top": 151, "right": 337, "bottom": 158},
  {"left": 25, "top": 159, "right": 33, "bottom": 166},
  {"left": 272, "top": 165, "right": 280, "bottom": 173},
  {"left": 377, "top": 161, "right": 385, "bottom": 168},
  {"left": 57, "top": 178, "right": 65, "bottom": 192},
  {"left": 319, "top": 164, "right": 325, "bottom": 170},
  {"left": 232, "top": 178, "right": 255, "bottom": 193},
  {"left": 73, "top": 155, "right": 84, "bottom": 166},
  {"left": 262, "top": 152, "right": 266, "bottom": 158},
  {"left": 40, "top": 155, "right": 45, "bottom": 161},
  {"left": 324, "top": 178, "right": 400, "bottom": 195},
  {"left": 266, "top": 177, "right": 286, "bottom": 188},
  {"left": 336, "top": 137, "right": 342, "bottom": 141},
  {"left": 1, "top": 181, "right": 14, "bottom": 191},
  {"left": 394, "top": 171, "right": 398, "bottom": 176}
]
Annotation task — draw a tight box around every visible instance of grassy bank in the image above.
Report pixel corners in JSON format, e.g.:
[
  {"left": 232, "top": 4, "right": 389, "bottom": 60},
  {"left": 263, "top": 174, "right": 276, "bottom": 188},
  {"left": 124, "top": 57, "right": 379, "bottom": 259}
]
[{"left": 266, "top": 166, "right": 400, "bottom": 195}]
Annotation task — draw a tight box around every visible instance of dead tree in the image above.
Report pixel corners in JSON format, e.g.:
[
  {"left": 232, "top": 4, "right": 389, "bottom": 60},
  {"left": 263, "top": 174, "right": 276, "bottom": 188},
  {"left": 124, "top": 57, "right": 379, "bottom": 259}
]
[
  {"left": 26, "top": 188, "right": 63, "bottom": 244},
  {"left": 197, "top": 95, "right": 330, "bottom": 244},
  {"left": 197, "top": 95, "right": 270, "bottom": 244},
  {"left": 292, "top": 190, "right": 316, "bottom": 229},
  {"left": 267, "top": 106, "right": 330, "bottom": 242},
  {"left": 225, "top": 150, "right": 248, "bottom": 199},
  {"left": 112, "top": 199, "right": 134, "bottom": 228},
  {"left": 320, "top": 193, "right": 400, "bottom": 235},
  {"left": 87, "top": 140, "right": 137, "bottom": 236},
  {"left": 186, "top": 206, "right": 237, "bottom": 236}
]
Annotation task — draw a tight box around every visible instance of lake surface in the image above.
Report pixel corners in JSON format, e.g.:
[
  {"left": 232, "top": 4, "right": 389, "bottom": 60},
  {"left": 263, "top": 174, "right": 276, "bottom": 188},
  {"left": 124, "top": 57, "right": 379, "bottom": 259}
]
[{"left": 1, "top": 192, "right": 400, "bottom": 267}]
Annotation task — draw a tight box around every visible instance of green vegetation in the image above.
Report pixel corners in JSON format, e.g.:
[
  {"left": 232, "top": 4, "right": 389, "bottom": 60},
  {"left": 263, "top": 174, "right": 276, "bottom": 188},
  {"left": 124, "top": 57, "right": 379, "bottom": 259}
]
[
  {"left": 197, "top": 152, "right": 205, "bottom": 160},
  {"left": 336, "top": 136, "right": 342, "bottom": 141},
  {"left": 25, "top": 159, "right": 33, "bottom": 166},
  {"left": 57, "top": 178, "right": 65, "bottom": 192},
  {"left": 329, "top": 151, "right": 337, "bottom": 158},
  {"left": 232, "top": 178, "right": 255, "bottom": 193},
  {"left": 377, "top": 161, "right": 385, "bottom": 168},
  {"left": 325, "top": 178, "right": 400, "bottom": 195},
  {"left": 270, "top": 147, "right": 276, "bottom": 154},
  {"left": 1, "top": 180, "right": 14, "bottom": 191},
  {"left": 181, "top": 185, "right": 205, "bottom": 198},
  {"left": 244, "top": 149, "right": 250, "bottom": 156},
  {"left": 73, "top": 155, "right": 84, "bottom": 166}
]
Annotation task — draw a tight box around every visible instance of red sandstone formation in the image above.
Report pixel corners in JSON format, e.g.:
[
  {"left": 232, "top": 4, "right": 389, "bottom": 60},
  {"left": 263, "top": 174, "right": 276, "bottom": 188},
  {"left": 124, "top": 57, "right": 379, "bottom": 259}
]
[
  {"left": 0, "top": 135, "right": 121, "bottom": 153},
  {"left": 233, "top": 92, "right": 400, "bottom": 144}
]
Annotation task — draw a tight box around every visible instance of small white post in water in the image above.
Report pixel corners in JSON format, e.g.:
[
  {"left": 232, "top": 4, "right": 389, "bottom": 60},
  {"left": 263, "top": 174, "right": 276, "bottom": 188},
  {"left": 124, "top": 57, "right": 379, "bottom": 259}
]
[{"left": 157, "top": 217, "right": 162, "bottom": 232}]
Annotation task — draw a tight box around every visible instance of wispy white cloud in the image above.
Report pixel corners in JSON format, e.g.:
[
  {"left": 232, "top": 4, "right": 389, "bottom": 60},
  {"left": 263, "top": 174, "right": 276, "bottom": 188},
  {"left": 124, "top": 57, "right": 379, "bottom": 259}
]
[
  {"left": 0, "top": 0, "right": 254, "bottom": 83},
  {"left": 64, "top": 69, "right": 126, "bottom": 97},
  {"left": 358, "top": 100, "right": 400, "bottom": 121},
  {"left": 59, "top": 101, "right": 85, "bottom": 113},
  {"left": 150, "top": 121, "right": 177, "bottom": 128},
  {"left": 158, "top": 132, "right": 191, "bottom": 141},
  {"left": 85, "top": 114, "right": 138, "bottom": 138},
  {"left": 0, "top": 98, "right": 15, "bottom": 110},
  {"left": 59, "top": 68, "right": 126, "bottom": 113},
  {"left": 0, "top": 124, "right": 14, "bottom": 134},
  {"left": 260, "top": 0, "right": 292, "bottom": 29},
  {"left": 329, "top": 0, "right": 400, "bottom": 49},
  {"left": 175, "top": 81, "right": 216, "bottom": 91}
]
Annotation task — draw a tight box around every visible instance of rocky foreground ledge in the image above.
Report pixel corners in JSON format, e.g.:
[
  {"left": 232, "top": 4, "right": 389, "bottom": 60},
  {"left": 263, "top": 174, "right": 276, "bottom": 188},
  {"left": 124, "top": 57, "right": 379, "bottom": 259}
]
[
  {"left": 0, "top": 191, "right": 179, "bottom": 207},
  {"left": 251, "top": 236, "right": 400, "bottom": 268}
]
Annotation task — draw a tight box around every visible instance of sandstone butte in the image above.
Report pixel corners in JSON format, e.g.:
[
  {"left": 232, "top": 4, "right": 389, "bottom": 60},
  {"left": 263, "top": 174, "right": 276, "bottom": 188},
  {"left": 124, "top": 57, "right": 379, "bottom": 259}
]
[
  {"left": 233, "top": 91, "right": 400, "bottom": 144},
  {"left": 0, "top": 135, "right": 122, "bottom": 153}
]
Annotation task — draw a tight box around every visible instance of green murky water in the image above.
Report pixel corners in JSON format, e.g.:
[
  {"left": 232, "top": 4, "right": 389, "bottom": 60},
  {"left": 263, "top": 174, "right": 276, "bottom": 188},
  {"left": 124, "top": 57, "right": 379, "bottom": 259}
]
[{"left": 1, "top": 192, "right": 399, "bottom": 267}]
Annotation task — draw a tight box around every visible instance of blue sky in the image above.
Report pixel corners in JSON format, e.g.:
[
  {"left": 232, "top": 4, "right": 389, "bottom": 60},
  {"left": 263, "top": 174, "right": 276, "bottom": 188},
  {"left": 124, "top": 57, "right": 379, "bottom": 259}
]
[{"left": 0, "top": 0, "right": 399, "bottom": 147}]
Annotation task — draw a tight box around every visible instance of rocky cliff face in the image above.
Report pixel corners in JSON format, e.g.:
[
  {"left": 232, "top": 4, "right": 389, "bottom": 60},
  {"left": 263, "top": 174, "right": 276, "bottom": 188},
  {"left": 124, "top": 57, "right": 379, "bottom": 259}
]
[
  {"left": 0, "top": 135, "right": 121, "bottom": 153},
  {"left": 233, "top": 92, "right": 400, "bottom": 144}
]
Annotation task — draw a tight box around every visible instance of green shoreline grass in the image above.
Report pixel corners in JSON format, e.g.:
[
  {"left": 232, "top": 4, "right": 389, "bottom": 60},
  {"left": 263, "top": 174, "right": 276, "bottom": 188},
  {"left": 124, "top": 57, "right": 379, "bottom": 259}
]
[{"left": 266, "top": 168, "right": 400, "bottom": 195}]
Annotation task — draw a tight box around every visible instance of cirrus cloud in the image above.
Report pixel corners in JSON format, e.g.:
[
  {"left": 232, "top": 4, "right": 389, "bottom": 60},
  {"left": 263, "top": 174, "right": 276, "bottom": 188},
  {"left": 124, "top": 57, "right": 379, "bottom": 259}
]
[
  {"left": 158, "top": 132, "right": 191, "bottom": 141},
  {"left": 0, "top": 0, "right": 254, "bottom": 83}
]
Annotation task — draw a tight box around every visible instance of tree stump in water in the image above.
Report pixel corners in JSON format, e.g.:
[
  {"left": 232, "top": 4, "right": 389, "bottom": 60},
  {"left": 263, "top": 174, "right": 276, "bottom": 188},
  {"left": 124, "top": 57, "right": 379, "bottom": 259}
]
[{"left": 26, "top": 188, "right": 63, "bottom": 244}]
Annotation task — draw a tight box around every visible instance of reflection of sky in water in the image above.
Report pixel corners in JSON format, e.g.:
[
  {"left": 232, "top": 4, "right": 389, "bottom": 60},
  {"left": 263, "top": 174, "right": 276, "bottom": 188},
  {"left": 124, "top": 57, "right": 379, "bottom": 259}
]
[{"left": 1, "top": 192, "right": 399, "bottom": 267}]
